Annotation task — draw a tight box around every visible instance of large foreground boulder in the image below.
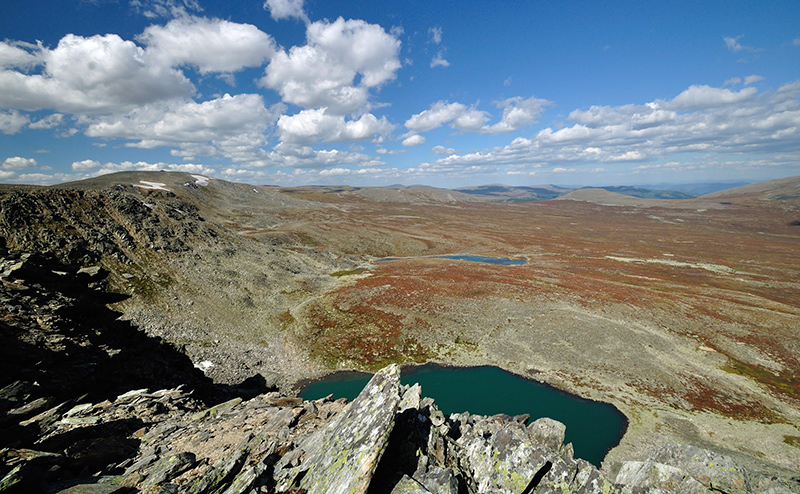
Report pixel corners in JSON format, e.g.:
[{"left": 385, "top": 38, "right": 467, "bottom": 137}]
[{"left": 286, "top": 364, "right": 402, "bottom": 493}]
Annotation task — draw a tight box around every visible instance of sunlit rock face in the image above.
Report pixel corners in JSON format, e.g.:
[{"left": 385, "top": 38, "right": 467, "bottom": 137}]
[{"left": 293, "top": 364, "right": 402, "bottom": 494}]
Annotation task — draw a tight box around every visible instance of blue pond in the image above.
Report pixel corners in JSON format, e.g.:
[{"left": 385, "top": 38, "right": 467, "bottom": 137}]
[
  {"left": 300, "top": 364, "right": 627, "bottom": 467},
  {"left": 379, "top": 254, "right": 526, "bottom": 265}
]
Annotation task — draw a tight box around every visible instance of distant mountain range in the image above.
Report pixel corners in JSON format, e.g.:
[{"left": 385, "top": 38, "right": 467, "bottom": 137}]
[
  {"left": 454, "top": 183, "right": 724, "bottom": 201},
  {"left": 634, "top": 182, "right": 751, "bottom": 196},
  {"left": 455, "top": 184, "right": 570, "bottom": 201}
]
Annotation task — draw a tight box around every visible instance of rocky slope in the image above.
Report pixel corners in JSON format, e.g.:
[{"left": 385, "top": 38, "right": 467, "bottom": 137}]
[
  {"left": 0, "top": 173, "right": 348, "bottom": 387},
  {"left": 702, "top": 176, "right": 800, "bottom": 202},
  {"left": 0, "top": 251, "right": 795, "bottom": 493},
  {"left": 2, "top": 172, "right": 800, "bottom": 489}
]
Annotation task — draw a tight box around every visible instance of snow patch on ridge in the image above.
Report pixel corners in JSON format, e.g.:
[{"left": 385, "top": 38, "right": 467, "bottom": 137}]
[
  {"left": 191, "top": 175, "right": 210, "bottom": 186},
  {"left": 194, "top": 360, "right": 214, "bottom": 372},
  {"left": 135, "top": 181, "right": 171, "bottom": 191}
]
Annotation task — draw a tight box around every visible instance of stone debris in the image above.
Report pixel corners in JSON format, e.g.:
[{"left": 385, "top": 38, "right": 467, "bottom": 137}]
[{"left": 3, "top": 366, "right": 800, "bottom": 493}]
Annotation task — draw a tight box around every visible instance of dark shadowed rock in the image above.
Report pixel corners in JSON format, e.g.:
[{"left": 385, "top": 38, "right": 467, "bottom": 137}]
[
  {"left": 417, "top": 466, "right": 459, "bottom": 494},
  {"left": 52, "top": 482, "right": 127, "bottom": 494},
  {"left": 183, "top": 447, "right": 248, "bottom": 494}
]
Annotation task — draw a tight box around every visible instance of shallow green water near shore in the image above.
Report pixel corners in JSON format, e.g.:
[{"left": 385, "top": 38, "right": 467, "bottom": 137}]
[{"left": 300, "top": 364, "right": 627, "bottom": 467}]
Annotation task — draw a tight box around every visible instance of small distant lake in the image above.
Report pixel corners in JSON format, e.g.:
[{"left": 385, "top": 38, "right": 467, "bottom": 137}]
[
  {"left": 300, "top": 365, "right": 627, "bottom": 467},
  {"left": 379, "top": 254, "right": 526, "bottom": 266}
]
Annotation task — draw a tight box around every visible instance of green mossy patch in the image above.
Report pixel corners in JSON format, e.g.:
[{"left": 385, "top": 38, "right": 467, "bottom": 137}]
[
  {"left": 783, "top": 436, "right": 800, "bottom": 448},
  {"left": 330, "top": 268, "right": 364, "bottom": 277},
  {"left": 722, "top": 359, "right": 799, "bottom": 401}
]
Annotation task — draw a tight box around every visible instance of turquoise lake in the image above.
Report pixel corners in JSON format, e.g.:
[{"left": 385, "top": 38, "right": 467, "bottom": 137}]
[{"left": 300, "top": 364, "right": 627, "bottom": 467}]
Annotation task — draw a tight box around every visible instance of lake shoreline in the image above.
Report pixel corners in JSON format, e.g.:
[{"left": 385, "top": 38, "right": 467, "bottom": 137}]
[{"left": 298, "top": 362, "right": 629, "bottom": 467}]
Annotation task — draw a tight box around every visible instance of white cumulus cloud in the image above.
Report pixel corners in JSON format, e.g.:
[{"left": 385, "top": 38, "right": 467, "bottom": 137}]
[
  {"left": 482, "top": 96, "right": 550, "bottom": 134},
  {"left": 406, "top": 97, "right": 546, "bottom": 135},
  {"left": 29, "top": 113, "right": 64, "bottom": 130},
  {"left": 264, "top": 0, "right": 309, "bottom": 23},
  {"left": 430, "top": 52, "right": 450, "bottom": 68},
  {"left": 277, "top": 108, "right": 393, "bottom": 144},
  {"left": 418, "top": 81, "right": 800, "bottom": 174},
  {"left": 84, "top": 93, "right": 279, "bottom": 163},
  {"left": 432, "top": 145, "right": 456, "bottom": 155},
  {"left": 0, "top": 33, "right": 192, "bottom": 114},
  {"left": 249, "top": 144, "right": 387, "bottom": 170},
  {"left": 2, "top": 156, "right": 38, "bottom": 170},
  {"left": 71, "top": 159, "right": 102, "bottom": 171},
  {"left": 0, "top": 110, "right": 30, "bottom": 134},
  {"left": 0, "top": 41, "right": 42, "bottom": 70},
  {"left": 138, "top": 16, "right": 277, "bottom": 75},
  {"left": 260, "top": 17, "right": 402, "bottom": 114},
  {"left": 453, "top": 108, "right": 489, "bottom": 131},
  {"left": 402, "top": 134, "right": 426, "bottom": 147},
  {"left": 666, "top": 85, "right": 757, "bottom": 110},
  {"left": 405, "top": 101, "right": 470, "bottom": 132}
]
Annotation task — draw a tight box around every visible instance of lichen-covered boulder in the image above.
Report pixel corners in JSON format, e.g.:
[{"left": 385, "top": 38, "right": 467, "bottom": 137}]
[
  {"left": 455, "top": 417, "right": 552, "bottom": 493},
  {"left": 390, "top": 474, "right": 435, "bottom": 494},
  {"left": 615, "top": 460, "right": 708, "bottom": 494},
  {"left": 294, "top": 364, "right": 402, "bottom": 494},
  {"left": 649, "top": 444, "right": 753, "bottom": 493},
  {"left": 448, "top": 412, "right": 621, "bottom": 494},
  {"left": 527, "top": 417, "right": 567, "bottom": 452}
]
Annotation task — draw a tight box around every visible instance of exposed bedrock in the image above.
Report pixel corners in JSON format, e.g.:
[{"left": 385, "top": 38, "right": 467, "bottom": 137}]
[{"left": 3, "top": 361, "right": 798, "bottom": 493}]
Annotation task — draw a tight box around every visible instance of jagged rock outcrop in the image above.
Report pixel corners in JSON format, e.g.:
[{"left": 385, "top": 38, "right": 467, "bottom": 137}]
[
  {"left": 614, "top": 444, "right": 798, "bottom": 494},
  {"left": 0, "top": 187, "right": 216, "bottom": 267},
  {"left": 4, "top": 361, "right": 798, "bottom": 493},
  {"left": 283, "top": 364, "right": 401, "bottom": 493}
]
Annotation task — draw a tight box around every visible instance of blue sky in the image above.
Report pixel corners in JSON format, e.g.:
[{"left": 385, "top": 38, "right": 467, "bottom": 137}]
[{"left": 1, "top": 0, "right": 799, "bottom": 187}]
